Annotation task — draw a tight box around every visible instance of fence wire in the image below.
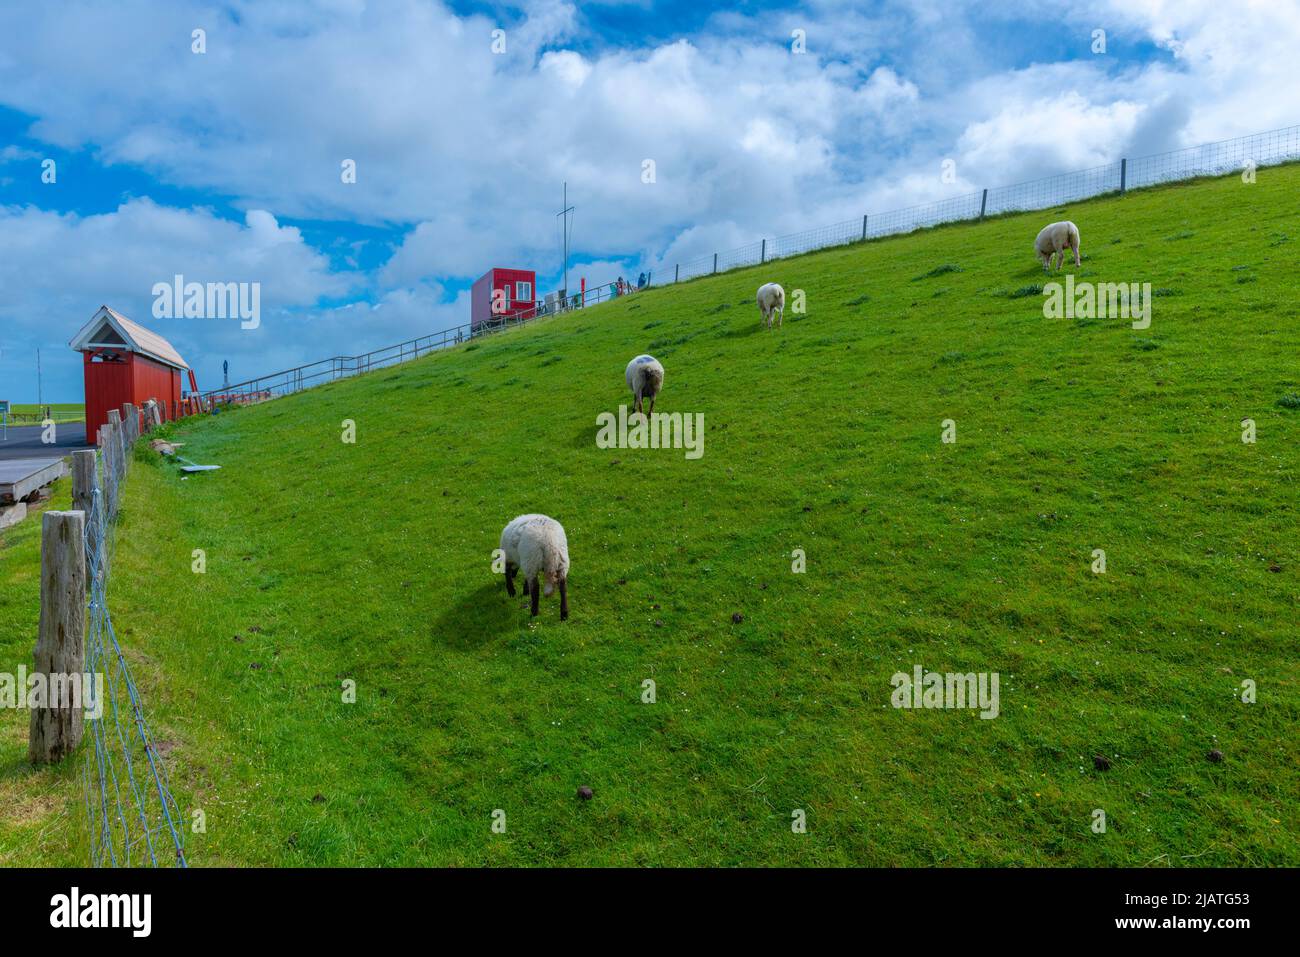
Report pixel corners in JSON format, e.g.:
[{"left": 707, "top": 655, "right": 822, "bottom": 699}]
[
  {"left": 648, "top": 123, "right": 1300, "bottom": 287},
  {"left": 81, "top": 442, "right": 187, "bottom": 867}
]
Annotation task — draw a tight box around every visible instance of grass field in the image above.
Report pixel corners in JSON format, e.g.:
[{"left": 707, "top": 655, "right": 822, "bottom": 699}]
[
  {"left": 4, "top": 404, "right": 85, "bottom": 424},
  {"left": 2, "top": 166, "right": 1297, "bottom": 867}
]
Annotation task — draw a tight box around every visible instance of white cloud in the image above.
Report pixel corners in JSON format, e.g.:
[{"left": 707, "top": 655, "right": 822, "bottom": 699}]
[
  {"left": 0, "top": 199, "right": 362, "bottom": 397},
  {"left": 0, "top": 0, "right": 1297, "bottom": 397},
  {"left": 540, "top": 50, "right": 592, "bottom": 89}
]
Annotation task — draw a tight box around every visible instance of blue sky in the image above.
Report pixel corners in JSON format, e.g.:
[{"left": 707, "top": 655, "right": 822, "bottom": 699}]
[{"left": 1, "top": 0, "right": 1295, "bottom": 401}]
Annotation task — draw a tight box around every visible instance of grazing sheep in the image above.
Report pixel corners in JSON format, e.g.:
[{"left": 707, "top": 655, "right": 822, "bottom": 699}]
[
  {"left": 1034, "top": 221, "right": 1081, "bottom": 272},
  {"left": 500, "top": 514, "right": 570, "bottom": 620},
  {"left": 756, "top": 282, "right": 785, "bottom": 329},
  {"left": 625, "top": 354, "right": 664, "bottom": 415}
]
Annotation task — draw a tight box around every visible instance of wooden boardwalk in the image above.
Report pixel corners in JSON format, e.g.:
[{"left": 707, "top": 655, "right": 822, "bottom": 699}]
[{"left": 0, "top": 457, "right": 66, "bottom": 504}]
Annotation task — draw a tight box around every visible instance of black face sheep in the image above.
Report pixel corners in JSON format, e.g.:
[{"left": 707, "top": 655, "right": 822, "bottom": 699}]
[
  {"left": 625, "top": 354, "right": 664, "bottom": 415},
  {"left": 500, "top": 514, "right": 570, "bottom": 620},
  {"left": 756, "top": 282, "right": 785, "bottom": 329},
  {"left": 1034, "top": 221, "right": 1081, "bottom": 272}
]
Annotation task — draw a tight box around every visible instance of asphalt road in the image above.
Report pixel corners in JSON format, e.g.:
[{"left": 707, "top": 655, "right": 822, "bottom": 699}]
[{"left": 0, "top": 422, "right": 92, "bottom": 461}]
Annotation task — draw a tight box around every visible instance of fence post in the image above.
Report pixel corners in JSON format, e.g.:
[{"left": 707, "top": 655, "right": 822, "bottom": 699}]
[
  {"left": 1120, "top": 158, "right": 1127, "bottom": 194},
  {"left": 106, "top": 410, "right": 124, "bottom": 479},
  {"left": 71, "top": 449, "right": 96, "bottom": 517},
  {"left": 713, "top": 253, "right": 718, "bottom": 274},
  {"left": 71, "top": 449, "right": 97, "bottom": 596},
  {"left": 122, "top": 404, "right": 136, "bottom": 445},
  {"left": 29, "top": 509, "right": 87, "bottom": 764},
  {"left": 675, "top": 264, "right": 679, "bottom": 282},
  {"left": 100, "top": 423, "right": 118, "bottom": 516},
  {"left": 979, "top": 189, "right": 988, "bottom": 221},
  {"left": 761, "top": 239, "right": 766, "bottom": 264},
  {"left": 862, "top": 214, "right": 868, "bottom": 240}
]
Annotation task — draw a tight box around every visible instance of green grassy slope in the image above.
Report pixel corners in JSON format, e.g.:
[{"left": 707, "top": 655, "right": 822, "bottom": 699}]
[
  {"left": 3, "top": 167, "right": 1298, "bottom": 866},
  {"left": 0, "top": 477, "right": 89, "bottom": 866}
]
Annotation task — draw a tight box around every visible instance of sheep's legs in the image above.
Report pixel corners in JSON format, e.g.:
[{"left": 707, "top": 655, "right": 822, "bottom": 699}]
[
  {"left": 559, "top": 580, "right": 569, "bottom": 621},
  {"left": 506, "top": 563, "right": 518, "bottom": 597},
  {"left": 647, "top": 394, "right": 655, "bottom": 414},
  {"left": 529, "top": 577, "right": 540, "bottom": 617}
]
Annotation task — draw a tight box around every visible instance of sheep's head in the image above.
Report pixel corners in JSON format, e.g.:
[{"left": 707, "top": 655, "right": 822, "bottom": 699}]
[{"left": 544, "top": 568, "right": 564, "bottom": 597}]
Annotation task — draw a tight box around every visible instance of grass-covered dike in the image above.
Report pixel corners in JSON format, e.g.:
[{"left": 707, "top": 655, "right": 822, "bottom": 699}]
[{"left": 1, "top": 166, "right": 1297, "bottom": 866}]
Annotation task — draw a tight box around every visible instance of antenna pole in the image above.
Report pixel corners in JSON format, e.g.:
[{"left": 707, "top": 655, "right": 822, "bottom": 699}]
[{"left": 556, "top": 182, "right": 575, "bottom": 301}]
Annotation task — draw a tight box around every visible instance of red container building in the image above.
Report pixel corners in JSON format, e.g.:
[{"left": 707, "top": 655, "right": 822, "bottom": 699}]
[
  {"left": 70, "top": 306, "right": 194, "bottom": 436},
  {"left": 470, "top": 267, "right": 537, "bottom": 333}
]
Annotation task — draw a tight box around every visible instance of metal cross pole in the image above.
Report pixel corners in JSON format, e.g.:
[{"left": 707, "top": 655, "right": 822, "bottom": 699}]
[{"left": 557, "top": 182, "right": 575, "bottom": 300}]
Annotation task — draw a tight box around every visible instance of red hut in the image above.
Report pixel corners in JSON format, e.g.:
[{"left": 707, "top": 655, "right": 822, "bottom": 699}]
[
  {"left": 470, "top": 267, "right": 537, "bottom": 333},
  {"left": 70, "top": 306, "right": 194, "bottom": 436}
]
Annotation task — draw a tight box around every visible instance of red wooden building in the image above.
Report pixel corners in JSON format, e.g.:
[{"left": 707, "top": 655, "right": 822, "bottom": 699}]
[
  {"left": 470, "top": 267, "right": 537, "bottom": 333},
  {"left": 70, "top": 306, "right": 196, "bottom": 436}
]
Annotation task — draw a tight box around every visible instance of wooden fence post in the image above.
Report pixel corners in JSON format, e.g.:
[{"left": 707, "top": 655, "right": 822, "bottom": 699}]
[
  {"left": 71, "top": 449, "right": 96, "bottom": 517},
  {"left": 862, "top": 214, "right": 868, "bottom": 240},
  {"left": 761, "top": 239, "right": 766, "bottom": 264},
  {"left": 713, "top": 253, "right": 718, "bottom": 274},
  {"left": 106, "top": 409, "right": 123, "bottom": 458},
  {"left": 98, "top": 425, "right": 117, "bottom": 515},
  {"left": 29, "top": 510, "right": 87, "bottom": 764},
  {"left": 979, "top": 188, "right": 988, "bottom": 221},
  {"left": 71, "top": 450, "right": 97, "bottom": 598},
  {"left": 1120, "top": 158, "right": 1127, "bottom": 194},
  {"left": 108, "top": 410, "right": 127, "bottom": 480}
]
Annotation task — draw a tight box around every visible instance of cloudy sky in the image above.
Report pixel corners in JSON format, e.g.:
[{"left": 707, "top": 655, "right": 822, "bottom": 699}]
[{"left": 0, "top": 0, "right": 1296, "bottom": 401}]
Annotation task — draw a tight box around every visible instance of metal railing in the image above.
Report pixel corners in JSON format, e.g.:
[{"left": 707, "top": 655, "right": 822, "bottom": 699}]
[
  {"left": 197, "top": 123, "right": 1300, "bottom": 409},
  {"left": 200, "top": 279, "right": 629, "bottom": 406}
]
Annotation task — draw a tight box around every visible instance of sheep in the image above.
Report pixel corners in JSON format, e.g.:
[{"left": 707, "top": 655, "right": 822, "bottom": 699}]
[
  {"left": 625, "top": 354, "right": 664, "bottom": 415},
  {"left": 756, "top": 282, "right": 785, "bottom": 329},
  {"left": 500, "top": 514, "right": 570, "bottom": 620},
  {"left": 1034, "top": 221, "right": 1081, "bottom": 272}
]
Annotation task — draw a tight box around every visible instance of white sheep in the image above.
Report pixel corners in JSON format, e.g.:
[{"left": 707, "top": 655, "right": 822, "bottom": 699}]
[
  {"left": 1034, "top": 221, "right": 1081, "bottom": 272},
  {"left": 625, "top": 355, "right": 664, "bottom": 415},
  {"left": 500, "top": 514, "right": 570, "bottom": 620},
  {"left": 756, "top": 282, "right": 785, "bottom": 329}
]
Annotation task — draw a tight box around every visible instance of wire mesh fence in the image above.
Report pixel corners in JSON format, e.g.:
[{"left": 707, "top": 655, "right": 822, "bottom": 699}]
[
  {"left": 195, "top": 124, "right": 1300, "bottom": 412},
  {"left": 80, "top": 415, "right": 188, "bottom": 867}
]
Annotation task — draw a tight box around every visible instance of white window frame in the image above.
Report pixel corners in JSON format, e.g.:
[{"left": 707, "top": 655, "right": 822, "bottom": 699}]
[{"left": 515, "top": 280, "right": 532, "bottom": 302}]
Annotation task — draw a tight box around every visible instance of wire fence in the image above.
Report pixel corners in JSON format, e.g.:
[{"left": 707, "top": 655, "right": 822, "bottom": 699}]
[
  {"left": 79, "top": 408, "right": 187, "bottom": 867},
  {"left": 653, "top": 123, "right": 1300, "bottom": 284},
  {"left": 197, "top": 123, "right": 1300, "bottom": 410}
]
